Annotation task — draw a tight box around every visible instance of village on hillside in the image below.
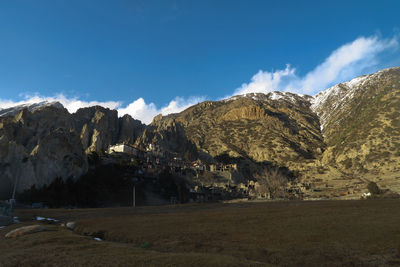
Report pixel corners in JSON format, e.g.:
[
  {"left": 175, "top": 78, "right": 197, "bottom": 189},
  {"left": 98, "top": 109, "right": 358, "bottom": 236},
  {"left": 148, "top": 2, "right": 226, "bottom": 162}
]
[{"left": 105, "top": 142, "right": 309, "bottom": 204}]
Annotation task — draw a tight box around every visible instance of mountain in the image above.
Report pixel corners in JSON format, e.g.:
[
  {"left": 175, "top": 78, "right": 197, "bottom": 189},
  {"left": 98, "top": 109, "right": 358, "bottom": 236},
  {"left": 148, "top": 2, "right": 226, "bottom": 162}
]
[
  {"left": 0, "top": 101, "right": 64, "bottom": 117},
  {"left": 147, "top": 67, "right": 400, "bottom": 197},
  {"left": 312, "top": 67, "right": 400, "bottom": 172},
  {"left": 307, "top": 67, "right": 400, "bottom": 196},
  {"left": 0, "top": 67, "right": 399, "bottom": 199},
  {"left": 135, "top": 114, "right": 199, "bottom": 161},
  {"left": 0, "top": 104, "right": 145, "bottom": 199},
  {"left": 72, "top": 106, "right": 145, "bottom": 153},
  {"left": 157, "top": 92, "right": 324, "bottom": 170}
]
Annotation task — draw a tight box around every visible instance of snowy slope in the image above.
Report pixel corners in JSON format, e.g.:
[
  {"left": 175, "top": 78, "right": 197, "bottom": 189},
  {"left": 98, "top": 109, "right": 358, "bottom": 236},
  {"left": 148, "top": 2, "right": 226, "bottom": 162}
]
[
  {"left": 0, "top": 101, "right": 64, "bottom": 117},
  {"left": 310, "top": 67, "right": 400, "bottom": 131},
  {"left": 223, "top": 91, "right": 312, "bottom": 105}
]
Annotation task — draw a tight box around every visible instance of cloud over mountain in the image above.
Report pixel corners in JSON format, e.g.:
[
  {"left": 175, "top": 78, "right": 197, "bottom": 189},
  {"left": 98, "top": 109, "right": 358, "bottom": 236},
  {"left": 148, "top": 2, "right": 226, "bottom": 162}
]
[
  {"left": 116, "top": 96, "right": 205, "bottom": 124},
  {"left": 0, "top": 94, "right": 204, "bottom": 124},
  {"left": 235, "top": 35, "right": 399, "bottom": 96},
  {"left": 1, "top": 35, "right": 398, "bottom": 124}
]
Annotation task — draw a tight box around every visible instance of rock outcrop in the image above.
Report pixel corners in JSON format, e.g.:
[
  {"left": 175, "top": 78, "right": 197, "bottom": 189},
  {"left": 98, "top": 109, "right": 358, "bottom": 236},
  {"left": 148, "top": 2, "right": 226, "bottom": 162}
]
[
  {"left": 72, "top": 106, "right": 146, "bottom": 153},
  {"left": 136, "top": 116, "right": 198, "bottom": 161},
  {"left": 0, "top": 106, "right": 88, "bottom": 199},
  {"left": 73, "top": 106, "right": 120, "bottom": 153},
  {"left": 0, "top": 104, "right": 145, "bottom": 199},
  {"left": 161, "top": 92, "right": 324, "bottom": 169},
  {"left": 0, "top": 101, "right": 64, "bottom": 117},
  {"left": 118, "top": 114, "right": 145, "bottom": 144}
]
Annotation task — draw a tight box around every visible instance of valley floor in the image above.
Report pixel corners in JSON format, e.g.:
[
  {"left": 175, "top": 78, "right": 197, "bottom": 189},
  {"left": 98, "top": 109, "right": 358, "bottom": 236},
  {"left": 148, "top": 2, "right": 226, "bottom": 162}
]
[{"left": 1, "top": 200, "right": 400, "bottom": 266}]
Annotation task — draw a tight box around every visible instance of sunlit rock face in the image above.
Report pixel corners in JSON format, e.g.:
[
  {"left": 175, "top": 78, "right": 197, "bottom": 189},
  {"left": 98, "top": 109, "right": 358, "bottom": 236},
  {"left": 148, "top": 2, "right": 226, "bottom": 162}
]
[{"left": 157, "top": 92, "right": 324, "bottom": 166}]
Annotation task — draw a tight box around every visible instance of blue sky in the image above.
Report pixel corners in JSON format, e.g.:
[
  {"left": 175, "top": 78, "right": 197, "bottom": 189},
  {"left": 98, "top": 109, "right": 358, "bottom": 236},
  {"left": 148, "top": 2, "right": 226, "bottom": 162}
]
[{"left": 0, "top": 0, "right": 400, "bottom": 123}]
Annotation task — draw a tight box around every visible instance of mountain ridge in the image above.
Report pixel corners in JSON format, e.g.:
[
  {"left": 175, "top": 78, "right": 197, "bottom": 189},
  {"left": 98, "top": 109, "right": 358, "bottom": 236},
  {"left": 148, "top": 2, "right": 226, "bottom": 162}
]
[{"left": 0, "top": 66, "right": 399, "bottom": 199}]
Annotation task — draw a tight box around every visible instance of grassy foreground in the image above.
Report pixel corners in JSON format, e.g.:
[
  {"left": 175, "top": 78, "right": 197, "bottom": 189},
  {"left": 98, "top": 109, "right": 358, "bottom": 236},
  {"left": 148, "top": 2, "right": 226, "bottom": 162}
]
[{"left": 1, "top": 200, "right": 400, "bottom": 266}]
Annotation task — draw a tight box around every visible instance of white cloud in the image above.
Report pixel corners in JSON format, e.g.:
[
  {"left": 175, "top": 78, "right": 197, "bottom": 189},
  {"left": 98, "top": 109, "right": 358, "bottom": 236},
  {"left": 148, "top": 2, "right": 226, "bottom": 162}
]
[
  {"left": 117, "top": 98, "right": 158, "bottom": 124},
  {"left": 159, "top": 96, "right": 205, "bottom": 115},
  {"left": 0, "top": 93, "right": 205, "bottom": 125},
  {"left": 0, "top": 93, "right": 121, "bottom": 113},
  {"left": 1, "top": 35, "right": 398, "bottom": 125},
  {"left": 117, "top": 96, "right": 205, "bottom": 124},
  {"left": 235, "top": 35, "right": 399, "bottom": 96},
  {"left": 235, "top": 64, "right": 297, "bottom": 95}
]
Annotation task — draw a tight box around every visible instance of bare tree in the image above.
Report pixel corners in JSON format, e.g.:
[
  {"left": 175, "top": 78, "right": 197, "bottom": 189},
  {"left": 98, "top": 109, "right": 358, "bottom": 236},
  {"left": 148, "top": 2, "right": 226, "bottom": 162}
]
[{"left": 255, "top": 168, "right": 288, "bottom": 199}]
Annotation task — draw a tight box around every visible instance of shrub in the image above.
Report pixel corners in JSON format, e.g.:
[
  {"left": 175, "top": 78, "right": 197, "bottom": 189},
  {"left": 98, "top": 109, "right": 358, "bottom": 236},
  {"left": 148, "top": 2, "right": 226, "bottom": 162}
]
[
  {"left": 367, "top": 182, "right": 380, "bottom": 195},
  {"left": 255, "top": 167, "right": 288, "bottom": 199}
]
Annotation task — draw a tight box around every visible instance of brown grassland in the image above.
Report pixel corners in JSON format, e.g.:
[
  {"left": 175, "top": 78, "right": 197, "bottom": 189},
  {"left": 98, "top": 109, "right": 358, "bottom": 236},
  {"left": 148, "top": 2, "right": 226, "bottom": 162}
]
[{"left": 1, "top": 199, "right": 400, "bottom": 266}]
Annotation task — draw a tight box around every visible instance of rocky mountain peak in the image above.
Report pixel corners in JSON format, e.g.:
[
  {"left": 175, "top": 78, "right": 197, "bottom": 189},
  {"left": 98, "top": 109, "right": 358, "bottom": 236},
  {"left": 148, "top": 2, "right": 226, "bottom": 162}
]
[
  {"left": 307, "top": 67, "right": 400, "bottom": 191},
  {"left": 0, "top": 104, "right": 146, "bottom": 199},
  {"left": 224, "top": 91, "right": 312, "bottom": 106},
  {"left": 0, "top": 66, "right": 399, "bottom": 200},
  {"left": 0, "top": 101, "right": 65, "bottom": 117}
]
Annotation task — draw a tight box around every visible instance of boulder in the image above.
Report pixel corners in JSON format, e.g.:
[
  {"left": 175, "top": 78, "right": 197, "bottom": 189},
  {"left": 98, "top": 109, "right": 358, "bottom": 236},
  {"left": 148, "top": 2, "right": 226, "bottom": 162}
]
[{"left": 66, "top": 221, "right": 76, "bottom": 230}]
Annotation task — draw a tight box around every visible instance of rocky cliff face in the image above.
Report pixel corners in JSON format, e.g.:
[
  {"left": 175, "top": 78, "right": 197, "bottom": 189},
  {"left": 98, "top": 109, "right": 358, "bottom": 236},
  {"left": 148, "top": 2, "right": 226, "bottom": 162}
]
[
  {"left": 0, "top": 105, "right": 87, "bottom": 199},
  {"left": 73, "top": 106, "right": 120, "bottom": 153},
  {"left": 0, "top": 104, "right": 145, "bottom": 199},
  {"left": 160, "top": 92, "right": 324, "bottom": 169},
  {"left": 118, "top": 114, "right": 145, "bottom": 145},
  {"left": 148, "top": 68, "right": 400, "bottom": 195},
  {"left": 0, "top": 101, "right": 64, "bottom": 117},
  {"left": 136, "top": 115, "right": 198, "bottom": 161},
  {"left": 72, "top": 106, "right": 146, "bottom": 154}
]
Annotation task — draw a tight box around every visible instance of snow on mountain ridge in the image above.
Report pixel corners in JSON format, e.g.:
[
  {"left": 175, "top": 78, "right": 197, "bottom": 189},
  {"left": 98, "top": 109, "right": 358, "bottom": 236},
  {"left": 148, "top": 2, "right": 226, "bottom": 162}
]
[
  {"left": 0, "top": 101, "right": 64, "bottom": 117},
  {"left": 310, "top": 66, "right": 400, "bottom": 132},
  {"left": 310, "top": 76, "right": 370, "bottom": 131},
  {"left": 223, "top": 91, "right": 310, "bottom": 104}
]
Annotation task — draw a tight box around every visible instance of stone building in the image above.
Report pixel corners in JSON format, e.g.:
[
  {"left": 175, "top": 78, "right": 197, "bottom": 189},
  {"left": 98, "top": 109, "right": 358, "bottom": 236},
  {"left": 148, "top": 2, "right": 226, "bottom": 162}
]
[{"left": 107, "top": 144, "right": 138, "bottom": 156}]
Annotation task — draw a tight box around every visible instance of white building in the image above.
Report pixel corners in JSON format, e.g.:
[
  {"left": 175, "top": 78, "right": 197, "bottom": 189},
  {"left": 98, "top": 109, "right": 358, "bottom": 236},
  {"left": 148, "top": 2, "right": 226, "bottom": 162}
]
[{"left": 107, "top": 144, "right": 137, "bottom": 156}]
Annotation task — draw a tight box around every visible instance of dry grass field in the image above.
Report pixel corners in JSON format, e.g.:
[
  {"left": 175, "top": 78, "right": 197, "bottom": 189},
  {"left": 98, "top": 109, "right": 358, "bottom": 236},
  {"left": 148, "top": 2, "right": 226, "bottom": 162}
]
[{"left": 1, "top": 200, "right": 400, "bottom": 266}]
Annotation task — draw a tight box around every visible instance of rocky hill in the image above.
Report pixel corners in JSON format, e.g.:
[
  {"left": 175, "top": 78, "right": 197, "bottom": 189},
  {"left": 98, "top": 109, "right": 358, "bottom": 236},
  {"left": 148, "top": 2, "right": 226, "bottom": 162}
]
[
  {"left": 149, "top": 67, "right": 400, "bottom": 197},
  {"left": 162, "top": 92, "right": 324, "bottom": 169},
  {"left": 135, "top": 115, "right": 198, "bottom": 161},
  {"left": 312, "top": 67, "right": 400, "bottom": 173},
  {"left": 0, "top": 101, "right": 64, "bottom": 117},
  {"left": 0, "top": 104, "right": 145, "bottom": 199},
  {"left": 0, "top": 67, "right": 399, "bottom": 199},
  {"left": 306, "top": 67, "right": 400, "bottom": 196}
]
